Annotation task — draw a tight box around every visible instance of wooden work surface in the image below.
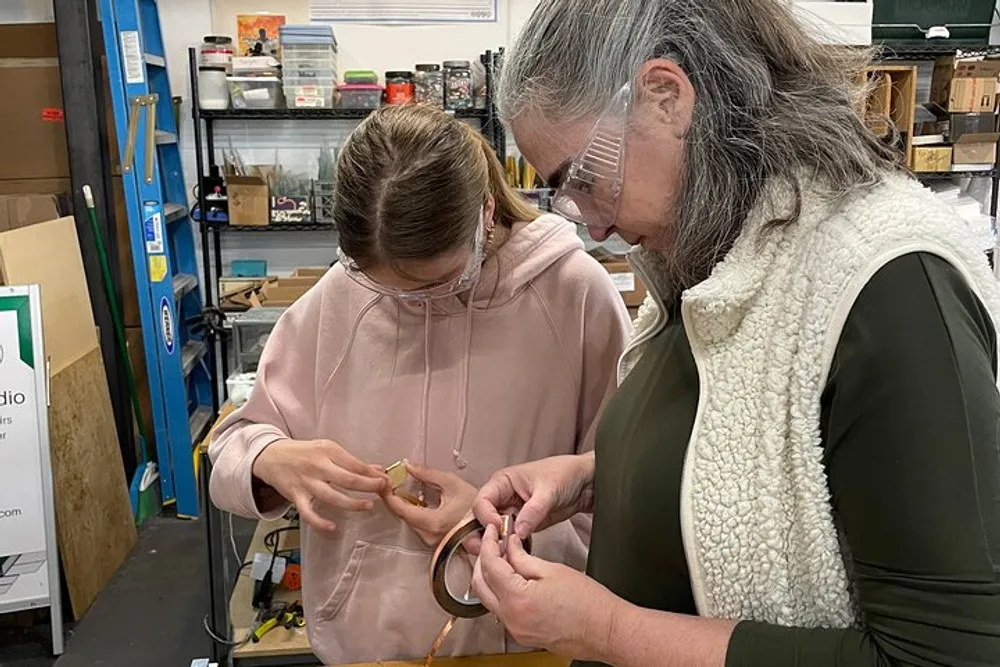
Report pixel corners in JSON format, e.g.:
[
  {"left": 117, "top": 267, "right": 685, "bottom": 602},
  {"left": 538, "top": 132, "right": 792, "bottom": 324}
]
[{"left": 231, "top": 518, "right": 311, "bottom": 659}]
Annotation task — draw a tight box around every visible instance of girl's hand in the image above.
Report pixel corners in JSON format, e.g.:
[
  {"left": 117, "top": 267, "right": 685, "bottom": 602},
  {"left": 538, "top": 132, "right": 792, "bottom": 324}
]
[
  {"left": 381, "top": 461, "right": 478, "bottom": 547},
  {"left": 252, "top": 438, "right": 389, "bottom": 532}
]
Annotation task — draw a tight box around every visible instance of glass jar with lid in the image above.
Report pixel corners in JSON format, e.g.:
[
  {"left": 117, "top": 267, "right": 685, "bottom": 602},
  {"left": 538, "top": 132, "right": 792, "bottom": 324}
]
[
  {"left": 443, "top": 60, "right": 473, "bottom": 110},
  {"left": 414, "top": 64, "right": 444, "bottom": 108},
  {"left": 385, "top": 71, "right": 415, "bottom": 105}
]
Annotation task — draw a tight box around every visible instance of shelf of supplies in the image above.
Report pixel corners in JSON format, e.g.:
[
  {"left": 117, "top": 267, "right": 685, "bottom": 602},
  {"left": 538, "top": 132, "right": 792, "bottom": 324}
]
[
  {"left": 173, "top": 273, "right": 198, "bottom": 301},
  {"left": 201, "top": 220, "right": 337, "bottom": 232},
  {"left": 915, "top": 169, "right": 998, "bottom": 180},
  {"left": 199, "top": 107, "right": 489, "bottom": 121},
  {"left": 877, "top": 43, "right": 1000, "bottom": 61}
]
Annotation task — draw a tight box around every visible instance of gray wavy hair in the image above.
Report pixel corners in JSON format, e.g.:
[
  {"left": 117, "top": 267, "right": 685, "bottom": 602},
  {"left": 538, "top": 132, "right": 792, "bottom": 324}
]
[{"left": 500, "top": 0, "right": 902, "bottom": 292}]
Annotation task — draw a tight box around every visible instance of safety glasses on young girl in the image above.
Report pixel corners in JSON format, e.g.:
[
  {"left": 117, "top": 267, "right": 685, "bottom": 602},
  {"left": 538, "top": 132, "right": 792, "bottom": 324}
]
[
  {"left": 550, "top": 82, "right": 632, "bottom": 231},
  {"left": 338, "top": 210, "right": 485, "bottom": 302}
]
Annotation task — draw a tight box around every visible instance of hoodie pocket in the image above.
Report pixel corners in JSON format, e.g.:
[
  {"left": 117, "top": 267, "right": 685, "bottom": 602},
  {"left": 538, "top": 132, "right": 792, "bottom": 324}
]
[
  {"left": 312, "top": 540, "right": 459, "bottom": 663},
  {"left": 315, "top": 540, "right": 371, "bottom": 623}
]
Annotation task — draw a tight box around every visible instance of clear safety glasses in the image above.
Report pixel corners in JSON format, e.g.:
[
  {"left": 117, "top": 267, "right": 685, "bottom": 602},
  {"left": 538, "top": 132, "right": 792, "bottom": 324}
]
[
  {"left": 551, "top": 82, "right": 632, "bottom": 231},
  {"left": 338, "top": 210, "right": 486, "bottom": 302}
]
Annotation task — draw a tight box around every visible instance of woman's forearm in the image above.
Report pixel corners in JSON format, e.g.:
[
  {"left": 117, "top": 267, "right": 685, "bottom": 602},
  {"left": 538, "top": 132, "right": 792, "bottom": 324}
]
[{"left": 590, "top": 601, "right": 736, "bottom": 667}]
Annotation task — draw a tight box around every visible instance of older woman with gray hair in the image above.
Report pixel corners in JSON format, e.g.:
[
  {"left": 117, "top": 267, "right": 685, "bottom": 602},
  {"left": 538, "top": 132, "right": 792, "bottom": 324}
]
[{"left": 470, "top": 0, "right": 1000, "bottom": 665}]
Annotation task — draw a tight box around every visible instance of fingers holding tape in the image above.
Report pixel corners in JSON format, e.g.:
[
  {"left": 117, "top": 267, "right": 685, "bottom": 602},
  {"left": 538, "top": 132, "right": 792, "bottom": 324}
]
[{"left": 429, "top": 515, "right": 530, "bottom": 619}]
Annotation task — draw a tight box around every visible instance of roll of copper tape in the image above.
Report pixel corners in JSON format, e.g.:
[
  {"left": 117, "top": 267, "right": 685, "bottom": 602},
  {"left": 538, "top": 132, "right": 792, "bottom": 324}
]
[{"left": 429, "top": 515, "right": 531, "bottom": 619}]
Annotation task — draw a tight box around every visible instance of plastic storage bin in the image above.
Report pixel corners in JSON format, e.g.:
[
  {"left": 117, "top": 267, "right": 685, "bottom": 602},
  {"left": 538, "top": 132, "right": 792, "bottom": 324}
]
[
  {"left": 337, "top": 84, "right": 382, "bottom": 110},
  {"left": 230, "top": 307, "right": 285, "bottom": 373},
  {"left": 285, "top": 83, "right": 335, "bottom": 109},
  {"left": 228, "top": 76, "right": 283, "bottom": 109}
]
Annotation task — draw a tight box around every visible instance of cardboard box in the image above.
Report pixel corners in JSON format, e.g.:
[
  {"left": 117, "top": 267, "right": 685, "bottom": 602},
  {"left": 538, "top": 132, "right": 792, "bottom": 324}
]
[
  {"left": 0, "top": 178, "right": 70, "bottom": 196},
  {"left": 226, "top": 175, "right": 270, "bottom": 226},
  {"left": 0, "top": 23, "right": 59, "bottom": 59},
  {"left": 0, "top": 193, "right": 59, "bottom": 232},
  {"left": 291, "top": 267, "right": 329, "bottom": 278},
  {"left": 249, "top": 277, "right": 320, "bottom": 307},
  {"left": 912, "top": 145, "right": 953, "bottom": 173},
  {"left": 950, "top": 113, "right": 998, "bottom": 143},
  {"left": 953, "top": 133, "right": 1000, "bottom": 165},
  {"left": 219, "top": 276, "right": 274, "bottom": 311},
  {"left": 601, "top": 261, "right": 647, "bottom": 308},
  {"left": 0, "top": 58, "right": 69, "bottom": 181},
  {"left": 932, "top": 58, "right": 1000, "bottom": 113}
]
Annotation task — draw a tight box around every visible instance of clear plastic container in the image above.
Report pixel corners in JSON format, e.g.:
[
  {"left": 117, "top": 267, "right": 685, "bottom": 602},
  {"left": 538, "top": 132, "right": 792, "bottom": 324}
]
[
  {"left": 199, "top": 68, "right": 230, "bottom": 110},
  {"left": 228, "top": 76, "right": 283, "bottom": 109},
  {"left": 337, "top": 84, "right": 382, "bottom": 110},
  {"left": 282, "top": 45, "right": 336, "bottom": 62},
  {"left": 444, "top": 60, "right": 473, "bottom": 110},
  {"left": 414, "top": 64, "right": 443, "bottom": 108},
  {"left": 285, "top": 83, "right": 335, "bottom": 109},
  {"left": 283, "top": 73, "right": 336, "bottom": 86},
  {"left": 284, "top": 61, "right": 337, "bottom": 78}
]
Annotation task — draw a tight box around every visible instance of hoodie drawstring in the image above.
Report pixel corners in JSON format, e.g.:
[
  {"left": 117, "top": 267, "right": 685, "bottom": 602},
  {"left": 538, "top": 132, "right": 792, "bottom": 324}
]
[
  {"left": 451, "top": 296, "right": 474, "bottom": 470},
  {"left": 420, "top": 300, "right": 432, "bottom": 467}
]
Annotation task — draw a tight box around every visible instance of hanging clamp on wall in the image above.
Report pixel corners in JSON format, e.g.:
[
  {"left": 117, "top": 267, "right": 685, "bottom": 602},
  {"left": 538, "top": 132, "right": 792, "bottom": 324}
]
[{"left": 122, "top": 93, "right": 159, "bottom": 185}]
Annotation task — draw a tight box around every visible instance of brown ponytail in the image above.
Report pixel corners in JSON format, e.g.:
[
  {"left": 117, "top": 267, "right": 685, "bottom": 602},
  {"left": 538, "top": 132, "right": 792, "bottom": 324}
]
[{"left": 335, "top": 104, "right": 539, "bottom": 272}]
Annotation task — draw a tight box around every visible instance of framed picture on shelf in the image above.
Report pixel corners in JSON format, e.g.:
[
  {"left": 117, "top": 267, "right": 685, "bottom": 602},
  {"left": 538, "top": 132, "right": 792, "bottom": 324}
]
[{"left": 236, "top": 14, "right": 285, "bottom": 58}]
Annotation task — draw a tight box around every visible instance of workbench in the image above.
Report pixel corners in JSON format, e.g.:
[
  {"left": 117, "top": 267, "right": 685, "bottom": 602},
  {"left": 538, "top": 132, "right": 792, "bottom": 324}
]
[{"left": 231, "top": 519, "right": 315, "bottom": 666}]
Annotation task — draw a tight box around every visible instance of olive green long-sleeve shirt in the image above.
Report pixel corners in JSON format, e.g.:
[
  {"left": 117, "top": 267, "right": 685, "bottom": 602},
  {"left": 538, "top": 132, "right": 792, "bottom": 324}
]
[{"left": 578, "top": 252, "right": 1000, "bottom": 667}]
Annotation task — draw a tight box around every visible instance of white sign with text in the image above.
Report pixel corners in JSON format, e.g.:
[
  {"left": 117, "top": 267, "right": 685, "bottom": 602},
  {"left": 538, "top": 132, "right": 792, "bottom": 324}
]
[{"left": 0, "top": 286, "right": 63, "bottom": 655}]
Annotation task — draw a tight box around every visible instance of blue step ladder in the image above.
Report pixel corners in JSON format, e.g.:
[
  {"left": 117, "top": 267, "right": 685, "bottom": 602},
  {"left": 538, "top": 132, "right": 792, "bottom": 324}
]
[{"left": 100, "top": 0, "right": 215, "bottom": 518}]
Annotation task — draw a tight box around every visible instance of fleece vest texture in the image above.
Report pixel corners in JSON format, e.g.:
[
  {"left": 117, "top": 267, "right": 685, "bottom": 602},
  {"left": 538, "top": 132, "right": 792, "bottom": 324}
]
[{"left": 620, "top": 173, "right": 1000, "bottom": 627}]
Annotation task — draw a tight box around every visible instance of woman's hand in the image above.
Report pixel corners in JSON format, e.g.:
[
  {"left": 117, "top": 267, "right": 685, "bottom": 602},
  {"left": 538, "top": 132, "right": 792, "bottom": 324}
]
[
  {"left": 381, "top": 461, "right": 478, "bottom": 548},
  {"left": 471, "top": 523, "right": 620, "bottom": 660},
  {"left": 252, "top": 438, "right": 389, "bottom": 532},
  {"left": 473, "top": 452, "right": 595, "bottom": 539}
]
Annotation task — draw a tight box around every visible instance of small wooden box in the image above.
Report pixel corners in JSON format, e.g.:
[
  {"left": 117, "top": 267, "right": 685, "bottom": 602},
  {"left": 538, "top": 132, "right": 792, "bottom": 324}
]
[{"left": 911, "top": 145, "right": 953, "bottom": 173}]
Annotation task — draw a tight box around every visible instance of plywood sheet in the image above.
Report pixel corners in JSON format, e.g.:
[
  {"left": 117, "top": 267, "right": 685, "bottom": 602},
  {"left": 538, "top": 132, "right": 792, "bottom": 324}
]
[
  {"left": 49, "top": 346, "right": 137, "bottom": 620},
  {"left": 0, "top": 216, "right": 98, "bottom": 373}
]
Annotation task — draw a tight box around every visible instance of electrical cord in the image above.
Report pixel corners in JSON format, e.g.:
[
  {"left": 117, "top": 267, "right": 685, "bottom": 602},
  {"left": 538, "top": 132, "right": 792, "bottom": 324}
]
[
  {"left": 228, "top": 512, "right": 241, "bottom": 564},
  {"left": 202, "top": 561, "right": 255, "bottom": 647},
  {"left": 202, "top": 612, "right": 257, "bottom": 648}
]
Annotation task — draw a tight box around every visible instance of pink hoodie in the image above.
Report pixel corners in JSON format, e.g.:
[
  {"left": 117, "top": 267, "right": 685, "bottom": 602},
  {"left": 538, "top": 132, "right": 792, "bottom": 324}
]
[{"left": 209, "top": 215, "right": 630, "bottom": 664}]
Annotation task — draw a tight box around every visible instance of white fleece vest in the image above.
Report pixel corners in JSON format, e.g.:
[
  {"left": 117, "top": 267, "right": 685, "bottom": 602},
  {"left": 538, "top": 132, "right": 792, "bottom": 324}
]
[{"left": 621, "top": 173, "right": 1000, "bottom": 627}]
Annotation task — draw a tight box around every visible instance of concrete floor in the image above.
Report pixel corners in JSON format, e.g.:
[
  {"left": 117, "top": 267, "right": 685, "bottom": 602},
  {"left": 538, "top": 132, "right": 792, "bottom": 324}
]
[{"left": 0, "top": 516, "right": 255, "bottom": 667}]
